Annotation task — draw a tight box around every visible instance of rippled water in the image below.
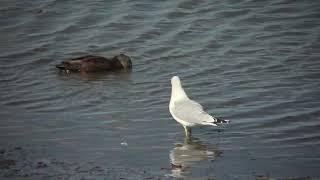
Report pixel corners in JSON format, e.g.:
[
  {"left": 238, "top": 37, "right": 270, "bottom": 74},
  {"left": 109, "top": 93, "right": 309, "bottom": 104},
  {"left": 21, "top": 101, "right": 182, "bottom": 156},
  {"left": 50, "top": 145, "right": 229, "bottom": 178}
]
[{"left": 1, "top": 0, "right": 320, "bottom": 179}]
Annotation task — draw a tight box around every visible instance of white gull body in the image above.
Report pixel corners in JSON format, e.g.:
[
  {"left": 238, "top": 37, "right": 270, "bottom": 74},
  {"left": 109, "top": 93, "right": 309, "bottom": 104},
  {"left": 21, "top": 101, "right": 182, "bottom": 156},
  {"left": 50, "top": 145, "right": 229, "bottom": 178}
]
[{"left": 169, "top": 76, "right": 222, "bottom": 137}]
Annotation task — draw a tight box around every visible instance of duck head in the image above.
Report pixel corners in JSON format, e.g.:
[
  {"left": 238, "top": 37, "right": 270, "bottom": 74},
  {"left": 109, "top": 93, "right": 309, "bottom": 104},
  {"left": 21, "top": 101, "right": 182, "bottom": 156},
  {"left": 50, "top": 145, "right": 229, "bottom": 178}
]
[{"left": 111, "top": 54, "right": 132, "bottom": 70}]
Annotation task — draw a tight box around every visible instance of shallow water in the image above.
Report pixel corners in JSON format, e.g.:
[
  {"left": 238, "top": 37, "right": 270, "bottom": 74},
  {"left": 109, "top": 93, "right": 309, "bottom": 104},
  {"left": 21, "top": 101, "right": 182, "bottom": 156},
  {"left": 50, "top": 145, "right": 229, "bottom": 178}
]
[{"left": 1, "top": 0, "right": 320, "bottom": 179}]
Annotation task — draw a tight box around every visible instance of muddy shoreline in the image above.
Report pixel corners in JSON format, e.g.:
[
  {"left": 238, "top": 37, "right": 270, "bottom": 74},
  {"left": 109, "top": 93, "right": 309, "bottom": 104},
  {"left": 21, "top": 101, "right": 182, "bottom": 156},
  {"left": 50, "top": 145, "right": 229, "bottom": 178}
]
[{"left": 0, "top": 147, "right": 316, "bottom": 180}]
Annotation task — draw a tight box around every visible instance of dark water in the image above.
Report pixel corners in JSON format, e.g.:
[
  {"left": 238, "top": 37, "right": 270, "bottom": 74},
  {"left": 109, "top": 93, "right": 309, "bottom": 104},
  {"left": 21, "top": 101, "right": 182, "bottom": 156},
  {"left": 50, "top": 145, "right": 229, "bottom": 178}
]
[{"left": 1, "top": 0, "right": 320, "bottom": 179}]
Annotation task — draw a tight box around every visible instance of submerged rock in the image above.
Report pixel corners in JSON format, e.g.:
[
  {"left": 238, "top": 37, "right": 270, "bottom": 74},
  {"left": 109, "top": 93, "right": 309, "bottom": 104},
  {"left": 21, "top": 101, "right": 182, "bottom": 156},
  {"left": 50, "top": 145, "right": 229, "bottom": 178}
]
[{"left": 56, "top": 54, "right": 132, "bottom": 73}]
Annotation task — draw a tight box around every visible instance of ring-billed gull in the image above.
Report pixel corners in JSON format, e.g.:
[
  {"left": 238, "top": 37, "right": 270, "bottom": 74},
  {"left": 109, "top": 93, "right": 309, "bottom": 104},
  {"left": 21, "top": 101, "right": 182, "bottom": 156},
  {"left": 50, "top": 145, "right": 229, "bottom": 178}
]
[{"left": 169, "top": 76, "right": 229, "bottom": 137}]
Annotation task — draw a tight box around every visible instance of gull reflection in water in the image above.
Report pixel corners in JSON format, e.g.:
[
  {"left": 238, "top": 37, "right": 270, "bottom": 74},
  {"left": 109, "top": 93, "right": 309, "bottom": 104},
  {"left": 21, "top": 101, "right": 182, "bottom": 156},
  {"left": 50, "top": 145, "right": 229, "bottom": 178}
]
[{"left": 169, "top": 137, "right": 221, "bottom": 178}]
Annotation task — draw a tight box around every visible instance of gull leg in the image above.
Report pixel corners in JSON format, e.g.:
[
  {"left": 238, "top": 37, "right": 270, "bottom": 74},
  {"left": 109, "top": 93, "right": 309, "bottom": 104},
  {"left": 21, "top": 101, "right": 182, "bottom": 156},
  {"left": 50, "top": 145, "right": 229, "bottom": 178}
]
[
  {"left": 183, "top": 125, "right": 192, "bottom": 138},
  {"left": 183, "top": 126, "right": 187, "bottom": 137}
]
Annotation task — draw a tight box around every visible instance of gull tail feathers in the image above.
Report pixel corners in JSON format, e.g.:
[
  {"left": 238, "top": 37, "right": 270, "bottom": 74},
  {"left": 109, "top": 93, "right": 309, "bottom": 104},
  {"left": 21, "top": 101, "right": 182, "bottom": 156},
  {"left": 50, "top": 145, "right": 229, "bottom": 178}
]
[
  {"left": 199, "top": 115, "right": 230, "bottom": 126},
  {"left": 216, "top": 117, "right": 230, "bottom": 124},
  {"left": 201, "top": 122, "right": 218, "bottom": 126},
  {"left": 200, "top": 114, "right": 218, "bottom": 126}
]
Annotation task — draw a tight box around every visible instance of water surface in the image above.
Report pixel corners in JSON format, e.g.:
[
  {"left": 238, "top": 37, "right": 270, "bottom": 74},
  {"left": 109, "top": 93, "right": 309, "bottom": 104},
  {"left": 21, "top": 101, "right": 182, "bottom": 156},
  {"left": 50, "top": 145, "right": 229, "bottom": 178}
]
[{"left": 0, "top": 0, "right": 320, "bottom": 179}]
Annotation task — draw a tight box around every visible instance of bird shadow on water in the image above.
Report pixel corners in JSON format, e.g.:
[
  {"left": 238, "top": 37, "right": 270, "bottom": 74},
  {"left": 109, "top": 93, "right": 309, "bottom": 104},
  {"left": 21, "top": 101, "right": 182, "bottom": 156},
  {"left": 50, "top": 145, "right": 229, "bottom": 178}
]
[{"left": 167, "top": 136, "right": 222, "bottom": 178}]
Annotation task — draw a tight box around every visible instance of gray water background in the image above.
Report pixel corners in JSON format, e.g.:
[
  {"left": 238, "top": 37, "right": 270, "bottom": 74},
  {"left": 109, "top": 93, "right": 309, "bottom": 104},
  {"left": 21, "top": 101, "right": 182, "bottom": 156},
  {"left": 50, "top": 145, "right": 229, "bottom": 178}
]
[{"left": 0, "top": 0, "right": 320, "bottom": 179}]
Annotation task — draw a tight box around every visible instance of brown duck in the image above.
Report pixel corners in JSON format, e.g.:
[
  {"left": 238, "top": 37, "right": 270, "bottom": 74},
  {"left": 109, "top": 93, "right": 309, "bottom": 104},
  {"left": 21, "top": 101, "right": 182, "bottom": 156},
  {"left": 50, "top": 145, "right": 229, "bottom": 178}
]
[{"left": 56, "top": 54, "right": 132, "bottom": 73}]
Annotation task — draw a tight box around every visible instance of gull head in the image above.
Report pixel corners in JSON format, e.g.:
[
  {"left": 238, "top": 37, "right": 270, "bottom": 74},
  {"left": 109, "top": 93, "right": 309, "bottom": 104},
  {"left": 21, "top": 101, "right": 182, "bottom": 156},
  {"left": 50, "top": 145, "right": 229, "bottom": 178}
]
[
  {"left": 171, "top": 76, "right": 181, "bottom": 86},
  {"left": 170, "top": 76, "right": 188, "bottom": 101}
]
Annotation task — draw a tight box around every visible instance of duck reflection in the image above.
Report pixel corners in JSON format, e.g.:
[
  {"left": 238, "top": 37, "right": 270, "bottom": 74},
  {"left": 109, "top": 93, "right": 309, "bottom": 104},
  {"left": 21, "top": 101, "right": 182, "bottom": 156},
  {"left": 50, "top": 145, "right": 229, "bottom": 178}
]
[
  {"left": 57, "top": 69, "right": 132, "bottom": 82},
  {"left": 78, "top": 70, "right": 132, "bottom": 81},
  {"left": 169, "top": 137, "right": 221, "bottom": 178}
]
